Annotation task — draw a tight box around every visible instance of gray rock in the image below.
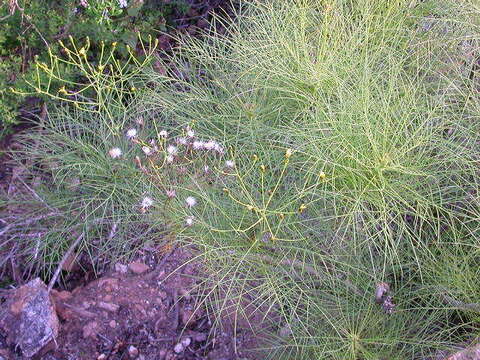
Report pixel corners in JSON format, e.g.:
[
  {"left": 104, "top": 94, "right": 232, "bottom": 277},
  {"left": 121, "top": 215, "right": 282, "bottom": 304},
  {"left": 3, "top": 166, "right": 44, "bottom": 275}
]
[
  {"left": 114, "top": 263, "right": 128, "bottom": 274},
  {"left": 0, "top": 278, "right": 59, "bottom": 358}
]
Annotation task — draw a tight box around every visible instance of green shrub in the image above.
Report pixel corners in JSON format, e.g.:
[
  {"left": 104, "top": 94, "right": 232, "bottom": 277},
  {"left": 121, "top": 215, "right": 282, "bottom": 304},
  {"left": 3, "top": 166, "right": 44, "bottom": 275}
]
[
  {"left": 0, "top": 0, "right": 188, "bottom": 138},
  {"left": 2, "top": 0, "right": 480, "bottom": 358},
  {"left": 141, "top": 0, "right": 480, "bottom": 357}
]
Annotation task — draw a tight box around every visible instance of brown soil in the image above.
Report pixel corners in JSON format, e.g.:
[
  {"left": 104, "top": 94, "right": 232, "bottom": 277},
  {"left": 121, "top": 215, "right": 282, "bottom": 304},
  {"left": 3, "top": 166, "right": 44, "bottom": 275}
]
[{"left": 0, "top": 247, "right": 263, "bottom": 360}]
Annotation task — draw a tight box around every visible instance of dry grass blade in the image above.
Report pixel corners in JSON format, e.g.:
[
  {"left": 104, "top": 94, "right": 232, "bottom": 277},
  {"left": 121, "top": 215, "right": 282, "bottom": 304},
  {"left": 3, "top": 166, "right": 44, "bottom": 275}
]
[{"left": 47, "top": 232, "right": 84, "bottom": 292}]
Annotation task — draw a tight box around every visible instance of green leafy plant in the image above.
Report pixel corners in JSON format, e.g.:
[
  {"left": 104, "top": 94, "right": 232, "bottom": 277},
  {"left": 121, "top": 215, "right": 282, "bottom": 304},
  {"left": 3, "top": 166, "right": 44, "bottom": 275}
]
[{"left": 0, "top": 0, "right": 189, "bottom": 138}]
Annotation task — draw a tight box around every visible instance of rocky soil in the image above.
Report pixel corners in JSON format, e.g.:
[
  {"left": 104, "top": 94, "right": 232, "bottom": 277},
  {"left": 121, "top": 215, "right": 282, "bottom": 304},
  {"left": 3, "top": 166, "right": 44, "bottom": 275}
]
[{"left": 0, "top": 247, "right": 262, "bottom": 359}]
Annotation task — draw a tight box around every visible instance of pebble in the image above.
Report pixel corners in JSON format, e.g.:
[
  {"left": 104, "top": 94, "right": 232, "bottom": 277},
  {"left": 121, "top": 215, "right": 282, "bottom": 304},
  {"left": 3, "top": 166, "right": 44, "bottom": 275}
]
[
  {"left": 82, "top": 321, "right": 98, "bottom": 339},
  {"left": 128, "top": 345, "right": 139, "bottom": 359},
  {"left": 173, "top": 342, "right": 185, "bottom": 353},
  {"left": 115, "top": 263, "right": 128, "bottom": 274},
  {"left": 181, "top": 337, "right": 191, "bottom": 347},
  {"left": 98, "top": 301, "right": 120, "bottom": 312},
  {"left": 174, "top": 337, "right": 191, "bottom": 353},
  {"left": 82, "top": 301, "right": 91, "bottom": 309},
  {"left": 129, "top": 261, "right": 150, "bottom": 274}
]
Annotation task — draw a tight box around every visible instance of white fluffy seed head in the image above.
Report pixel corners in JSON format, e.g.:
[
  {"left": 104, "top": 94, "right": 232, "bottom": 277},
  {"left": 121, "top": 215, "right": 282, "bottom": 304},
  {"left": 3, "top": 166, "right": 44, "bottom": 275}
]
[
  {"left": 192, "top": 141, "right": 204, "bottom": 150},
  {"left": 204, "top": 140, "right": 216, "bottom": 151},
  {"left": 166, "top": 155, "right": 174, "bottom": 163},
  {"left": 126, "top": 128, "right": 137, "bottom": 139},
  {"left": 185, "top": 216, "right": 194, "bottom": 227},
  {"left": 166, "top": 189, "right": 176, "bottom": 198},
  {"left": 225, "top": 160, "right": 235, "bottom": 168},
  {"left": 176, "top": 137, "right": 187, "bottom": 145},
  {"left": 185, "top": 196, "right": 197, "bottom": 208},
  {"left": 142, "top": 146, "right": 152, "bottom": 156},
  {"left": 159, "top": 130, "right": 168, "bottom": 138},
  {"left": 141, "top": 196, "right": 154, "bottom": 208},
  {"left": 109, "top": 147, "right": 122, "bottom": 158},
  {"left": 187, "top": 129, "right": 195, "bottom": 138},
  {"left": 214, "top": 143, "right": 224, "bottom": 154},
  {"left": 167, "top": 145, "right": 178, "bottom": 155}
]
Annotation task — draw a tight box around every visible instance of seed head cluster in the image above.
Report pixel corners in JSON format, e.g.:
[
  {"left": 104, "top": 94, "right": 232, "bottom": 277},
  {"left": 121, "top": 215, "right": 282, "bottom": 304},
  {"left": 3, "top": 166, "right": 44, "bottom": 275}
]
[{"left": 115, "top": 125, "right": 230, "bottom": 225}]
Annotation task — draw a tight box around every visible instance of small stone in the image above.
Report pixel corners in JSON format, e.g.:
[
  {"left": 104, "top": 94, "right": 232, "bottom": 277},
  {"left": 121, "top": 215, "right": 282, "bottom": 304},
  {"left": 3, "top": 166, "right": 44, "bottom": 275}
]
[
  {"left": 97, "top": 278, "right": 119, "bottom": 290},
  {"left": 173, "top": 342, "right": 185, "bottom": 353},
  {"left": 109, "top": 320, "right": 117, "bottom": 328},
  {"left": 129, "top": 261, "right": 150, "bottom": 274},
  {"left": 128, "top": 345, "right": 139, "bottom": 359},
  {"left": 98, "top": 301, "right": 120, "bottom": 312},
  {"left": 82, "top": 321, "right": 98, "bottom": 339},
  {"left": 115, "top": 263, "right": 128, "bottom": 274},
  {"left": 181, "top": 337, "right": 191, "bottom": 347}
]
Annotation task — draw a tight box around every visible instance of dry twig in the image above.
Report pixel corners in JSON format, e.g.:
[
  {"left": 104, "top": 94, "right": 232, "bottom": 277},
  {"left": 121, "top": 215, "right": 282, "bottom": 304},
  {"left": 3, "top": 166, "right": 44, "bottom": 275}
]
[
  {"left": 47, "top": 232, "right": 84, "bottom": 292},
  {"left": 440, "top": 291, "right": 480, "bottom": 313},
  {"left": 443, "top": 342, "right": 480, "bottom": 360}
]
